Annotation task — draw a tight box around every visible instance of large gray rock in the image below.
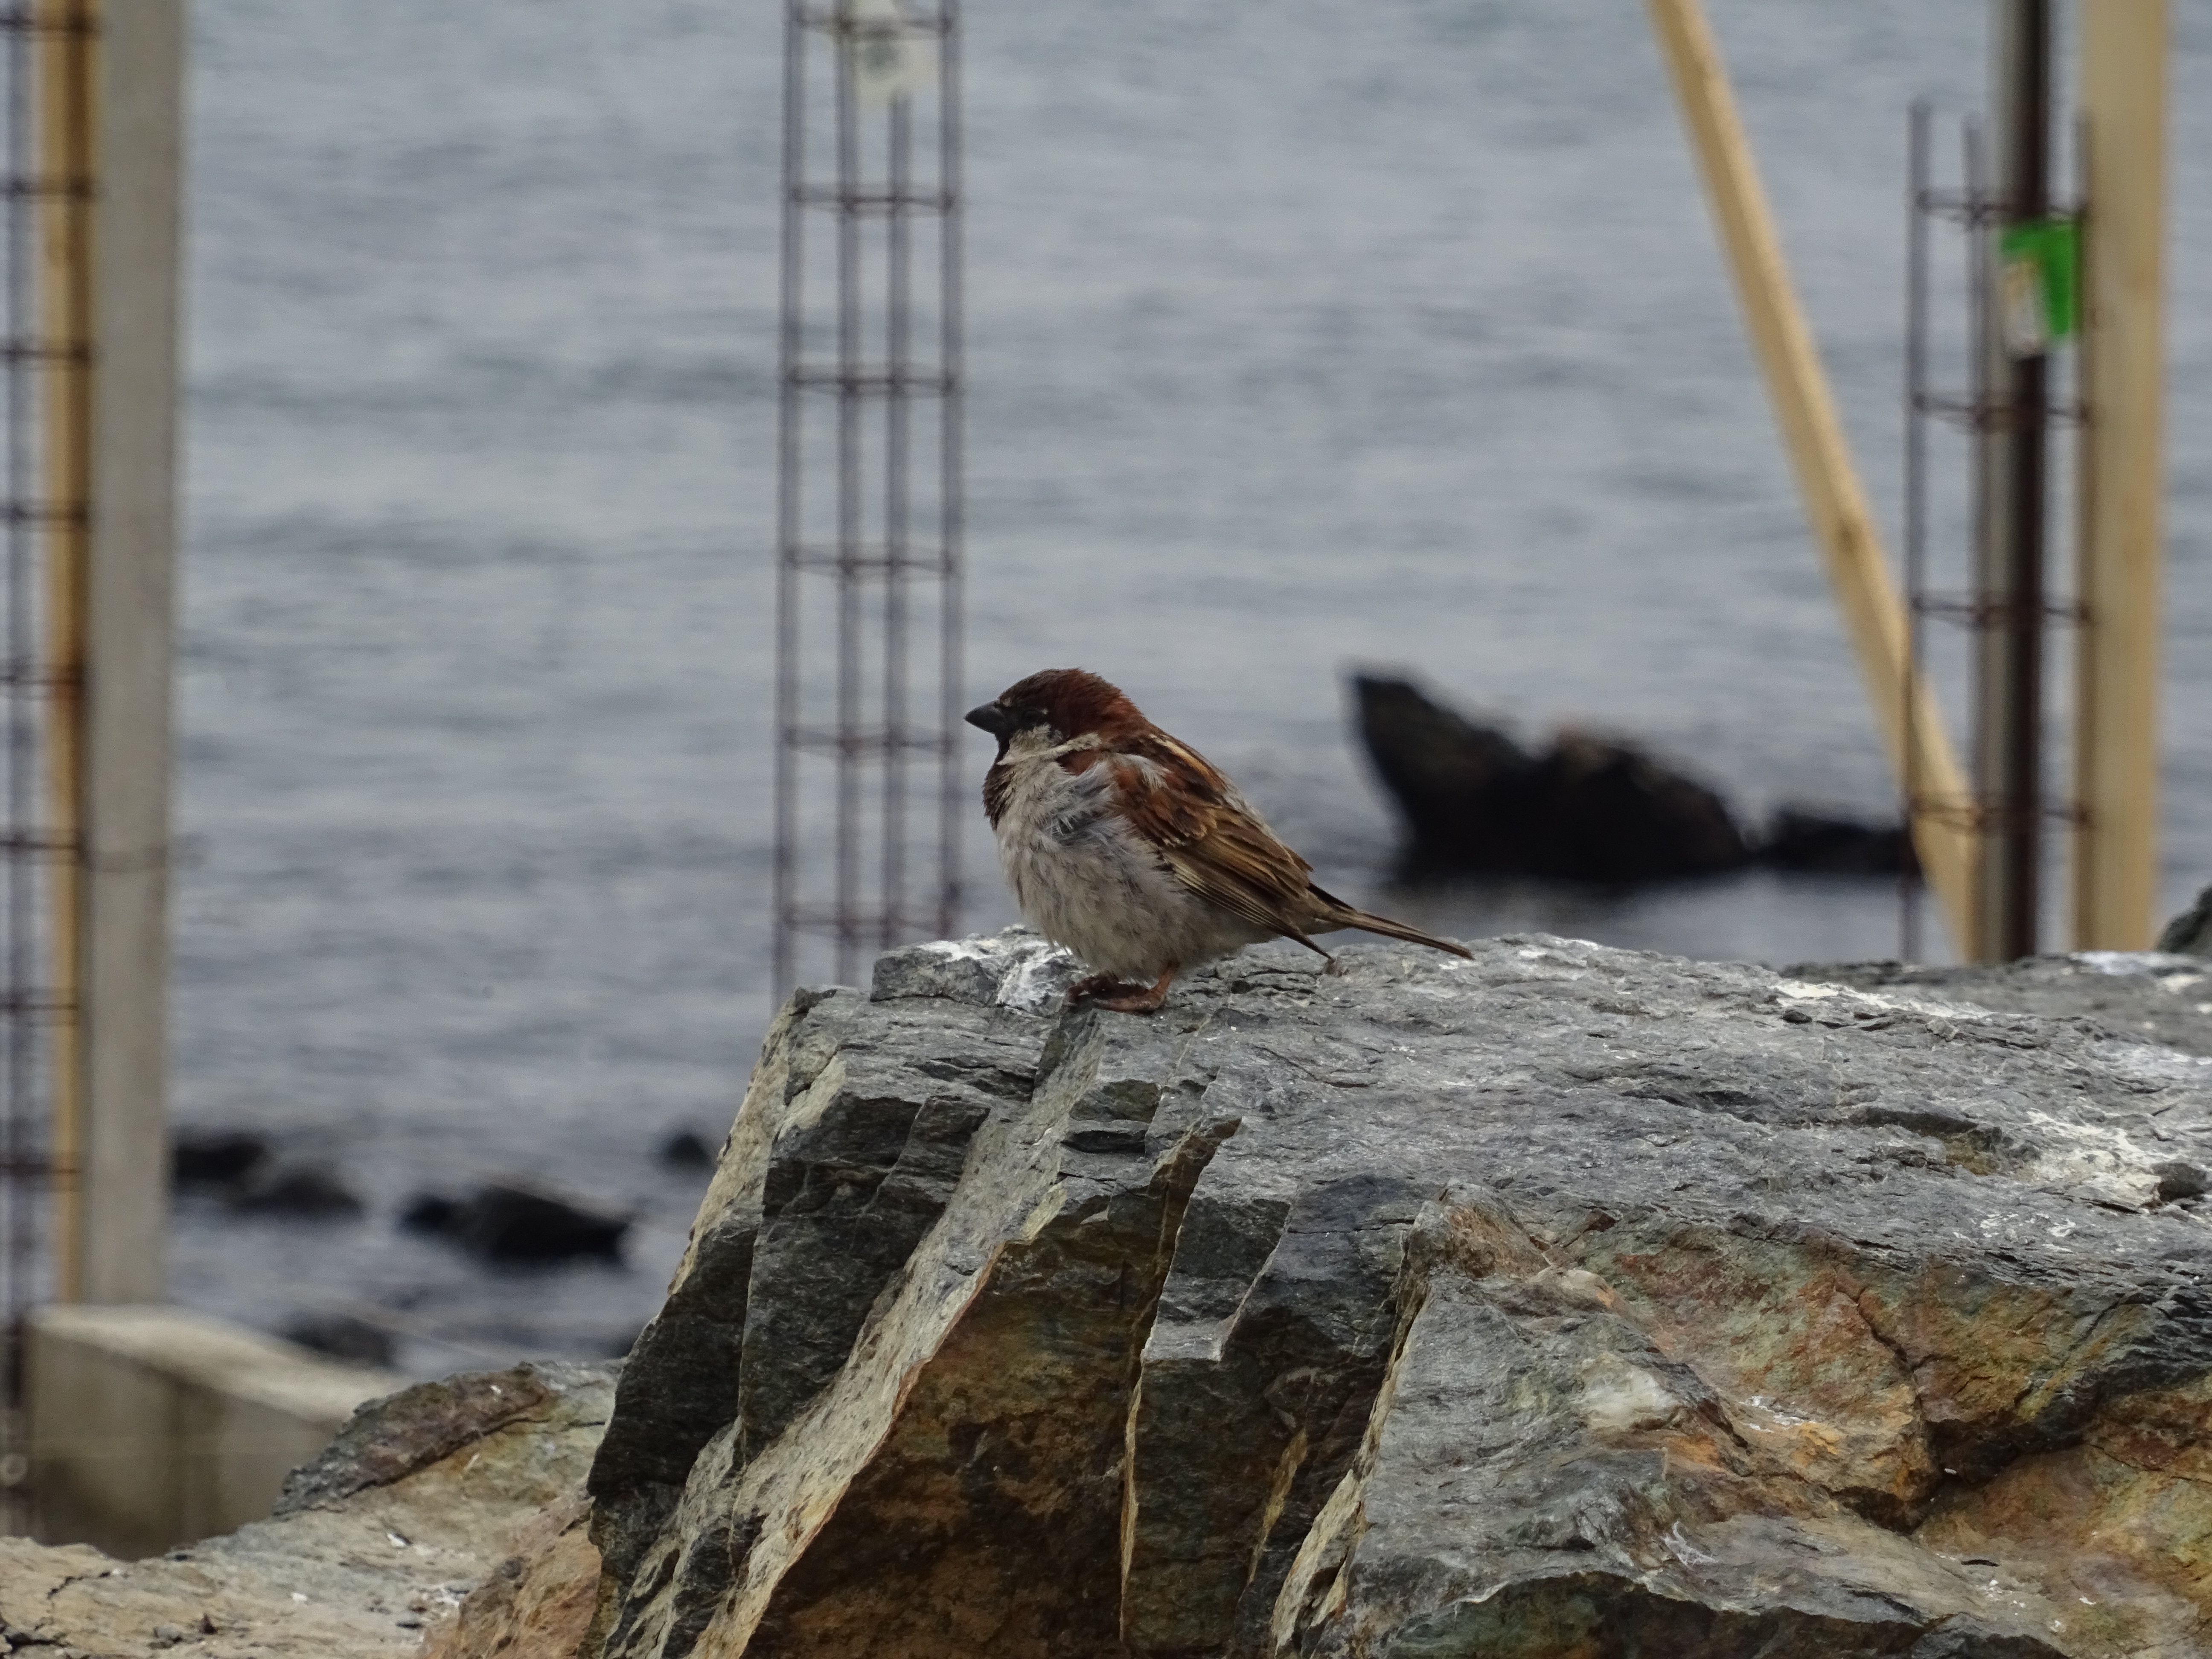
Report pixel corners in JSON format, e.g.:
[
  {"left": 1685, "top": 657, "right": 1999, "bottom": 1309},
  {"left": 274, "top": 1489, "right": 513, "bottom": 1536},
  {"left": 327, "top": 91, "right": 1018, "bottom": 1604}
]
[{"left": 564, "top": 928, "right": 2212, "bottom": 1659}]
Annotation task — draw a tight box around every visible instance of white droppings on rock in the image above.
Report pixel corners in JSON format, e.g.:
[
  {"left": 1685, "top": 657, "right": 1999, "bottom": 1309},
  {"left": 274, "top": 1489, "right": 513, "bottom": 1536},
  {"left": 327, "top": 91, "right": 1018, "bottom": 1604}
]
[
  {"left": 996, "top": 941, "right": 1078, "bottom": 1014},
  {"left": 1579, "top": 1360, "right": 1682, "bottom": 1434},
  {"left": 2021, "top": 1109, "right": 2164, "bottom": 1209},
  {"left": 2075, "top": 950, "right": 2200, "bottom": 978}
]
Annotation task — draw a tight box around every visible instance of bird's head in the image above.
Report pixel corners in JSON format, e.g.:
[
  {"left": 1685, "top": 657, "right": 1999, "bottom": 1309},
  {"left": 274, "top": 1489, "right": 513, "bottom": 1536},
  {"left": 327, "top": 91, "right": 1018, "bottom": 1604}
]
[{"left": 965, "top": 669, "right": 1143, "bottom": 757}]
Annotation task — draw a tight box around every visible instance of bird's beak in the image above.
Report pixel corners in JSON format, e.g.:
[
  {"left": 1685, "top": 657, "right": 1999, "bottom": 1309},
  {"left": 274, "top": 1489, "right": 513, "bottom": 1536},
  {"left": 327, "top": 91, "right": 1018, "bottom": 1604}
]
[{"left": 964, "top": 702, "right": 1011, "bottom": 737}]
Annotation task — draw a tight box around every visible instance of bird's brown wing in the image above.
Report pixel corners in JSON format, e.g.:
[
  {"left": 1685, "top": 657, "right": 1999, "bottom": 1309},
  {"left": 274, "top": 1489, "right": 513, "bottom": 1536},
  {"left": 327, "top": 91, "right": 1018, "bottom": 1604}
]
[{"left": 1109, "top": 736, "right": 1327, "bottom": 951}]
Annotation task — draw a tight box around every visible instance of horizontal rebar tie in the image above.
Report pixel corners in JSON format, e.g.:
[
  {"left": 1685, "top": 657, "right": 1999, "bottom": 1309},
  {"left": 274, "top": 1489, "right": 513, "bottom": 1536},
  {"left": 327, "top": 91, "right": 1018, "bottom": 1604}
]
[
  {"left": 1912, "top": 594, "right": 2087, "bottom": 628},
  {"left": 0, "top": 340, "right": 93, "bottom": 366},
  {"left": 0, "top": 990, "right": 77, "bottom": 1019},
  {"left": 785, "top": 367, "right": 956, "bottom": 397},
  {"left": 791, "top": 6, "right": 952, "bottom": 37},
  {"left": 791, "top": 186, "right": 956, "bottom": 216},
  {"left": 0, "top": 832, "right": 83, "bottom": 859},
  {"left": 0, "top": 1155, "right": 74, "bottom": 1180},
  {"left": 0, "top": 177, "right": 95, "bottom": 203},
  {"left": 0, "top": 662, "right": 80, "bottom": 692},
  {"left": 0, "top": 503, "right": 90, "bottom": 528},
  {"left": 1905, "top": 796, "right": 2087, "bottom": 833},
  {"left": 782, "top": 546, "right": 955, "bottom": 576},
  {"left": 1913, "top": 392, "right": 2086, "bottom": 433},
  {"left": 1913, "top": 186, "right": 2081, "bottom": 228},
  {"left": 783, "top": 726, "right": 955, "bottom": 757}
]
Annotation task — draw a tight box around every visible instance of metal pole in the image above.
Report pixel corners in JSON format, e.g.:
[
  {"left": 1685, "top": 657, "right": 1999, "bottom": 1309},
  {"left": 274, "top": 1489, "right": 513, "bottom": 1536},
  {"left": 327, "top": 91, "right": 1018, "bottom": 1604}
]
[
  {"left": 882, "top": 73, "right": 910, "bottom": 951},
  {"left": 832, "top": 0, "right": 860, "bottom": 989},
  {"left": 772, "top": 0, "right": 805, "bottom": 996},
  {"left": 1901, "top": 101, "right": 1931, "bottom": 963},
  {"left": 1973, "top": 0, "right": 2050, "bottom": 960},
  {"left": 935, "top": 0, "right": 962, "bottom": 942}
]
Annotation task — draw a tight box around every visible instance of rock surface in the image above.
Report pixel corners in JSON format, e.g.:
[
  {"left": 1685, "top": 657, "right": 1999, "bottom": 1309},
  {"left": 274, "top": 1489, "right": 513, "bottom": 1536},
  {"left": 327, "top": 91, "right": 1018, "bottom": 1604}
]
[
  {"left": 401, "top": 1179, "right": 632, "bottom": 1263},
  {"left": 538, "top": 927, "right": 2212, "bottom": 1659},
  {"left": 0, "top": 1360, "right": 614, "bottom": 1657}
]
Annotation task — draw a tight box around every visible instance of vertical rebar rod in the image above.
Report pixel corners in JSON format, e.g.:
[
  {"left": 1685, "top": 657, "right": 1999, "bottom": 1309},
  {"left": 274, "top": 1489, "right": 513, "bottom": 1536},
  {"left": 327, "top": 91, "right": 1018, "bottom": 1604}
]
[
  {"left": 935, "top": 0, "right": 963, "bottom": 940},
  {"left": 1, "top": 5, "right": 31, "bottom": 1526},
  {"left": 832, "top": 0, "right": 862, "bottom": 987},
  {"left": 1901, "top": 100, "right": 1931, "bottom": 963},
  {"left": 772, "top": 0, "right": 806, "bottom": 996},
  {"left": 1974, "top": 0, "right": 2051, "bottom": 960},
  {"left": 881, "top": 81, "right": 911, "bottom": 948},
  {"left": 36, "top": 0, "right": 92, "bottom": 1302}
]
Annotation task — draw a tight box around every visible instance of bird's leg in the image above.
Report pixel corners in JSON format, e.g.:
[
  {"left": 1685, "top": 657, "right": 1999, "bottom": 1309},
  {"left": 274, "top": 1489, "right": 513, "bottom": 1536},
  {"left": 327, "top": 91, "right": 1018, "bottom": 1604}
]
[
  {"left": 1066, "top": 972, "right": 1139, "bottom": 1006},
  {"left": 1086, "top": 961, "right": 1181, "bottom": 1015}
]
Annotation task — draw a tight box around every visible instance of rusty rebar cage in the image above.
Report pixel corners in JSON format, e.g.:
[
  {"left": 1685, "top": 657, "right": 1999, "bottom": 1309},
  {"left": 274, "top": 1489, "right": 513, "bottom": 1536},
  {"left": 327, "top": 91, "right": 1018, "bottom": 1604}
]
[
  {"left": 1900, "top": 97, "right": 2084, "bottom": 961},
  {"left": 773, "top": 0, "right": 964, "bottom": 995}
]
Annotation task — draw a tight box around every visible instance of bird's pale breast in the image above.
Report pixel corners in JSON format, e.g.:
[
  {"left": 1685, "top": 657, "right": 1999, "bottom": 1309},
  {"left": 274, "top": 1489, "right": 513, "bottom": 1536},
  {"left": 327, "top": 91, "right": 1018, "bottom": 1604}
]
[{"left": 988, "top": 750, "right": 1266, "bottom": 981}]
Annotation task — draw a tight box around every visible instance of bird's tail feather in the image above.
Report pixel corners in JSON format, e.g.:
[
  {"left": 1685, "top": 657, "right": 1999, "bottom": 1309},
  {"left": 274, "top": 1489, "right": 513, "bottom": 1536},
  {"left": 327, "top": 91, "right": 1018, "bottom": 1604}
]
[{"left": 1336, "top": 907, "right": 1473, "bottom": 960}]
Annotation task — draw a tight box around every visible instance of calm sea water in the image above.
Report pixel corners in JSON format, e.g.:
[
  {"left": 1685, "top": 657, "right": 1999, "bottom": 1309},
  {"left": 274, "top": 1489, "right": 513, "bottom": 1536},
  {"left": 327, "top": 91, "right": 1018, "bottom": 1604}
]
[{"left": 168, "top": 2, "right": 2212, "bottom": 1371}]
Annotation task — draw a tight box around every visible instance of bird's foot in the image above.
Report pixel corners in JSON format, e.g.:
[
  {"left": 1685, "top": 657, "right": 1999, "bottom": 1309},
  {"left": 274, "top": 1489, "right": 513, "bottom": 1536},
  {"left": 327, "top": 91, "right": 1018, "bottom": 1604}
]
[{"left": 1067, "top": 963, "right": 1180, "bottom": 1015}]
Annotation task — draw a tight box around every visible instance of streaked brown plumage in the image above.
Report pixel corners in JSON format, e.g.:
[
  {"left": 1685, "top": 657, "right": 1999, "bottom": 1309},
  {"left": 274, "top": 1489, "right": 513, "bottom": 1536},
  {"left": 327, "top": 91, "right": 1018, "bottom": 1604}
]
[{"left": 966, "top": 669, "right": 1471, "bottom": 1012}]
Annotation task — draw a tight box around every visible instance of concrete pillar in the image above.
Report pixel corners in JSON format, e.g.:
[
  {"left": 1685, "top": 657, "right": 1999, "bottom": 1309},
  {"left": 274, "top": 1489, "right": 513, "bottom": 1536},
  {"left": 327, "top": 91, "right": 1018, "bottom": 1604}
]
[{"left": 74, "top": 0, "right": 185, "bottom": 1303}]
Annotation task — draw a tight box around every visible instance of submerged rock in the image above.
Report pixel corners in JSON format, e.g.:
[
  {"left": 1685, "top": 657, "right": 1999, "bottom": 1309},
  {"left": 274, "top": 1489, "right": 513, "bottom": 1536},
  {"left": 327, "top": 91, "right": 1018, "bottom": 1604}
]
[
  {"left": 281, "top": 1310, "right": 399, "bottom": 1369},
  {"left": 402, "top": 1179, "right": 630, "bottom": 1263},
  {"left": 657, "top": 1129, "right": 717, "bottom": 1170},
  {"left": 1761, "top": 806, "right": 1919, "bottom": 876},
  {"left": 171, "top": 1129, "right": 271, "bottom": 1188},
  {"left": 447, "top": 927, "right": 2212, "bottom": 1659},
  {"left": 1352, "top": 675, "right": 1918, "bottom": 883},
  {"left": 1353, "top": 673, "right": 1750, "bottom": 880},
  {"left": 229, "top": 1161, "right": 365, "bottom": 1219}
]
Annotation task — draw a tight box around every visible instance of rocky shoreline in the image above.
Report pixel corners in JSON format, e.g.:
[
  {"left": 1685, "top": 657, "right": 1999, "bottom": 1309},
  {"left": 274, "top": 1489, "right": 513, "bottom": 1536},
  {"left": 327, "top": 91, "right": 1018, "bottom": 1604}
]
[{"left": 13, "top": 928, "right": 2212, "bottom": 1656}]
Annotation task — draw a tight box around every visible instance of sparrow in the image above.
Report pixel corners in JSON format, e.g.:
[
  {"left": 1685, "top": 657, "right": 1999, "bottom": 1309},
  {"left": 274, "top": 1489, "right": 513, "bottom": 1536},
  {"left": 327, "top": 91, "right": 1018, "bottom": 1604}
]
[{"left": 966, "top": 669, "right": 1473, "bottom": 1013}]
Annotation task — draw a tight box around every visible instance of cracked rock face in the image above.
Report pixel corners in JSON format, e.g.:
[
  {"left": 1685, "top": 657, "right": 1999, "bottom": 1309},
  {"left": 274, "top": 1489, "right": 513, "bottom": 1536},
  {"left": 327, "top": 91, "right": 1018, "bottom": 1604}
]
[{"left": 565, "top": 929, "right": 2212, "bottom": 1659}]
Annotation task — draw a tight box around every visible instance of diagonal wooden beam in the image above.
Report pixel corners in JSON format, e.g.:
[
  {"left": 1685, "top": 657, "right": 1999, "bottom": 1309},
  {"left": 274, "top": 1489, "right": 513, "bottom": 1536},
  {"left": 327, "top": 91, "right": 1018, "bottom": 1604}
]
[{"left": 1644, "top": 0, "right": 1979, "bottom": 956}]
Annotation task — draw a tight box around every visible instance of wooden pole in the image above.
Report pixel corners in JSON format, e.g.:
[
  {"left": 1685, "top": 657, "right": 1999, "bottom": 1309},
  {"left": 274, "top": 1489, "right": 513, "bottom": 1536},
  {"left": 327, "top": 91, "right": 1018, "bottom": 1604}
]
[
  {"left": 37, "top": 0, "right": 97, "bottom": 1303},
  {"left": 2073, "top": 0, "right": 2166, "bottom": 951},
  {"left": 1644, "top": 0, "right": 1978, "bottom": 954}
]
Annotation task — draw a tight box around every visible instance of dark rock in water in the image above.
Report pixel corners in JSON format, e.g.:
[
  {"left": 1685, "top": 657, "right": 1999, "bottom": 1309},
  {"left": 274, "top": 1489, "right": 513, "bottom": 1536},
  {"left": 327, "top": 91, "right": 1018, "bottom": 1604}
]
[
  {"left": 1518, "top": 728, "right": 1749, "bottom": 880},
  {"left": 401, "top": 1179, "right": 629, "bottom": 1263},
  {"left": 556, "top": 928, "right": 2212, "bottom": 1659},
  {"left": 1349, "top": 673, "right": 1534, "bottom": 868},
  {"left": 171, "top": 1129, "right": 270, "bottom": 1188},
  {"left": 226, "top": 1161, "right": 363, "bottom": 1218},
  {"left": 279, "top": 1310, "right": 398, "bottom": 1368},
  {"left": 658, "top": 1128, "right": 717, "bottom": 1170},
  {"left": 1758, "top": 806, "right": 1919, "bottom": 875},
  {"left": 1352, "top": 673, "right": 1748, "bottom": 880},
  {"left": 399, "top": 1191, "right": 460, "bottom": 1234},
  {"left": 2159, "top": 884, "right": 2212, "bottom": 955}
]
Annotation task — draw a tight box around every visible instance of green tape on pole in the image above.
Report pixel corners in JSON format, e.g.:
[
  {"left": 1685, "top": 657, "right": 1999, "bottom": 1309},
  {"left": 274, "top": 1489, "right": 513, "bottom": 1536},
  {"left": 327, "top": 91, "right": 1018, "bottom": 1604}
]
[{"left": 1998, "top": 216, "right": 2079, "bottom": 355}]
